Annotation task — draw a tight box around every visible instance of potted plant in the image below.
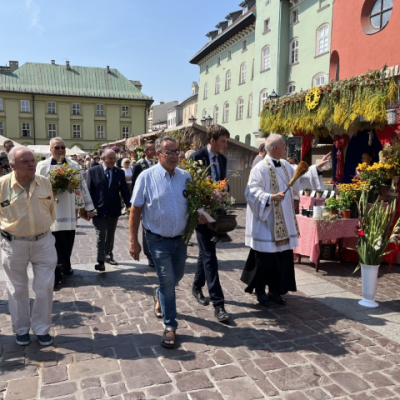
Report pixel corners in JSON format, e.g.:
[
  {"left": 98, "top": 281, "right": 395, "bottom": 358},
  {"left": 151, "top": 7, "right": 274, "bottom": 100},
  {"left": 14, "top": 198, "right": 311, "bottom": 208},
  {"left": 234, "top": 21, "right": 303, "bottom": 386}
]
[
  {"left": 325, "top": 197, "right": 340, "bottom": 214},
  {"left": 356, "top": 162, "right": 394, "bottom": 199},
  {"left": 355, "top": 191, "right": 400, "bottom": 308}
]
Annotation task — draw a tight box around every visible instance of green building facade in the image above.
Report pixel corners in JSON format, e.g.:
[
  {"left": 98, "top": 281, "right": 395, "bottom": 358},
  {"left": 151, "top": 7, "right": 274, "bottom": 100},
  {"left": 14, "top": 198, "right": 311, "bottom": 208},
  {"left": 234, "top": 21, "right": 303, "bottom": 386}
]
[{"left": 190, "top": 0, "right": 333, "bottom": 145}]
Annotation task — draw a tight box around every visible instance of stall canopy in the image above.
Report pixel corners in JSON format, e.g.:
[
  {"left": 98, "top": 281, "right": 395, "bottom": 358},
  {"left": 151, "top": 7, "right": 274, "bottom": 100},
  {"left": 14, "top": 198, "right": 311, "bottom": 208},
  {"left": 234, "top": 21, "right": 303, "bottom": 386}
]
[
  {"left": 70, "top": 145, "right": 87, "bottom": 155},
  {"left": 0, "top": 135, "right": 21, "bottom": 148},
  {"left": 28, "top": 145, "right": 76, "bottom": 157}
]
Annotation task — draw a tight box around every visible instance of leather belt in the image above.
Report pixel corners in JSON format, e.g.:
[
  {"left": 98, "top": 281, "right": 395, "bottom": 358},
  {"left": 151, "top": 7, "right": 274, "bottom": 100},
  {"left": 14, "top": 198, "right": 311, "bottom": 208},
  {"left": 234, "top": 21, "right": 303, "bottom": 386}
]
[
  {"left": 13, "top": 232, "right": 47, "bottom": 241},
  {"left": 145, "top": 229, "right": 181, "bottom": 240}
]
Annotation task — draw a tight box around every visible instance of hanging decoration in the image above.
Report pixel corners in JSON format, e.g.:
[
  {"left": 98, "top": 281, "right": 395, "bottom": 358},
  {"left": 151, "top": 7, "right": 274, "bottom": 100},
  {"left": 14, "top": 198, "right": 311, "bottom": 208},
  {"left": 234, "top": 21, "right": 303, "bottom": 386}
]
[
  {"left": 305, "top": 87, "right": 322, "bottom": 110},
  {"left": 333, "top": 134, "right": 350, "bottom": 182}
]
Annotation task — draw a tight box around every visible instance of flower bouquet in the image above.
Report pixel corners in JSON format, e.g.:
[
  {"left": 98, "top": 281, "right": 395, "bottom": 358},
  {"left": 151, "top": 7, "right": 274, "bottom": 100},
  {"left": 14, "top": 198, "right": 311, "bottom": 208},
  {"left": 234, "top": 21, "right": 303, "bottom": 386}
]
[
  {"left": 356, "top": 162, "right": 394, "bottom": 195},
  {"left": 180, "top": 159, "right": 235, "bottom": 244},
  {"left": 48, "top": 163, "right": 82, "bottom": 202}
]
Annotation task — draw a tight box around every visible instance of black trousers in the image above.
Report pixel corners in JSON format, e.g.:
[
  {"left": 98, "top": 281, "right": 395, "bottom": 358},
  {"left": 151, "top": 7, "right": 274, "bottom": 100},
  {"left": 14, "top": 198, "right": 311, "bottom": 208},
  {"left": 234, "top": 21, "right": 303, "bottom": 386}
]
[
  {"left": 52, "top": 230, "right": 76, "bottom": 281},
  {"left": 193, "top": 224, "right": 224, "bottom": 307},
  {"left": 92, "top": 216, "right": 119, "bottom": 263}
]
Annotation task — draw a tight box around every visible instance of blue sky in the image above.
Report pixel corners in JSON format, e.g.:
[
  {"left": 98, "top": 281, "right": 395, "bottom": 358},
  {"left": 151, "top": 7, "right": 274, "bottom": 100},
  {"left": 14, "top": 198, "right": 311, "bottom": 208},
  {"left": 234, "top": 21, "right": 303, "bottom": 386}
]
[{"left": 1, "top": 0, "right": 238, "bottom": 105}]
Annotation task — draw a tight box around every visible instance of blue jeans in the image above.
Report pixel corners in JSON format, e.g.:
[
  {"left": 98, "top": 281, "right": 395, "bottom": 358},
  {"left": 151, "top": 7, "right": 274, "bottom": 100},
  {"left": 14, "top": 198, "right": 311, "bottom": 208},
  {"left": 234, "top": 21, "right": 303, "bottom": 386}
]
[{"left": 145, "top": 231, "right": 187, "bottom": 330}]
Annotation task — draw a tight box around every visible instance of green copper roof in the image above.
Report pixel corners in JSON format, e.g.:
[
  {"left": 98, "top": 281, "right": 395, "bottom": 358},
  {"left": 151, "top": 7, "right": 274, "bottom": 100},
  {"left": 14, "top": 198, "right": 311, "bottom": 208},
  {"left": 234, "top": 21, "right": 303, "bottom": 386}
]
[{"left": 0, "top": 62, "right": 152, "bottom": 101}]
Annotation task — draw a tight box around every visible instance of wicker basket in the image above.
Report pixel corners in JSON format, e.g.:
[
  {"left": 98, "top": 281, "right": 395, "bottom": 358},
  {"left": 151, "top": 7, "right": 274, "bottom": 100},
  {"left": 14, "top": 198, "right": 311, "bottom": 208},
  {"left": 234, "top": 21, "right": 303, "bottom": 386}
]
[
  {"left": 320, "top": 244, "right": 336, "bottom": 260},
  {"left": 386, "top": 109, "right": 397, "bottom": 125}
]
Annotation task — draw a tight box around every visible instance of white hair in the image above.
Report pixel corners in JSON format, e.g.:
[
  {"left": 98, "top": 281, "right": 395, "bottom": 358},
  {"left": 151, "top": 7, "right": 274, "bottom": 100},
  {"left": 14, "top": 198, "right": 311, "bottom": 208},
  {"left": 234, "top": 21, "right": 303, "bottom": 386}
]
[
  {"left": 265, "top": 134, "right": 284, "bottom": 153},
  {"left": 49, "top": 137, "right": 65, "bottom": 146},
  {"left": 8, "top": 146, "right": 34, "bottom": 165},
  {"left": 102, "top": 149, "right": 116, "bottom": 158}
]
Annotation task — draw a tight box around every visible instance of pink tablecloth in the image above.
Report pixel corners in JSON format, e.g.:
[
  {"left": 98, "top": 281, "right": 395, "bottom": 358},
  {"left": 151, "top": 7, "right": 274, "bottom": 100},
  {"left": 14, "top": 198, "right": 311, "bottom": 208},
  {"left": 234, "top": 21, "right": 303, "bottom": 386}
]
[
  {"left": 294, "top": 215, "right": 358, "bottom": 264},
  {"left": 299, "top": 196, "right": 325, "bottom": 211}
]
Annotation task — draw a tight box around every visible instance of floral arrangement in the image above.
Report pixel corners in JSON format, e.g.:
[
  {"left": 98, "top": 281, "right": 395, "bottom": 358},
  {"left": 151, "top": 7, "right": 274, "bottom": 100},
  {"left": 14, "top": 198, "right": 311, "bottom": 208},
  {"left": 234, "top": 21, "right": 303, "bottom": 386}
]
[
  {"left": 180, "top": 159, "right": 235, "bottom": 244},
  {"left": 337, "top": 179, "right": 370, "bottom": 209},
  {"left": 260, "top": 69, "right": 398, "bottom": 136},
  {"left": 355, "top": 190, "right": 400, "bottom": 268},
  {"left": 324, "top": 197, "right": 340, "bottom": 213},
  {"left": 379, "top": 139, "right": 400, "bottom": 175},
  {"left": 48, "top": 163, "right": 82, "bottom": 202},
  {"left": 356, "top": 162, "right": 394, "bottom": 195}
]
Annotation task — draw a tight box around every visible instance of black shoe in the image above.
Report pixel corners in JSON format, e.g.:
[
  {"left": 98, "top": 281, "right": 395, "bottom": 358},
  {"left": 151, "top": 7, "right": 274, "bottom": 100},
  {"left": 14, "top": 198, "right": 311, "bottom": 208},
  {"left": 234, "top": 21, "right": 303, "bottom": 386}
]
[
  {"left": 53, "top": 282, "right": 62, "bottom": 291},
  {"left": 105, "top": 258, "right": 118, "bottom": 266},
  {"left": 268, "top": 292, "right": 286, "bottom": 305},
  {"left": 63, "top": 268, "right": 74, "bottom": 276},
  {"left": 95, "top": 263, "right": 105, "bottom": 272},
  {"left": 214, "top": 305, "right": 231, "bottom": 322},
  {"left": 256, "top": 291, "right": 269, "bottom": 307},
  {"left": 192, "top": 288, "right": 209, "bottom": 306}
]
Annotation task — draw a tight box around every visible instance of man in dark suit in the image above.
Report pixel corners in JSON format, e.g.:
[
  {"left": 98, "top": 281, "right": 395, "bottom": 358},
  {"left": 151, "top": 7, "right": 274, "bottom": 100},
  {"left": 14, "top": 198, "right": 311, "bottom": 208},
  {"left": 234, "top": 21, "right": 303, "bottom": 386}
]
[
  {"left": 191, "top": 125, "right": 231, "bottom": 322},
  {"left": 87, "top": 149, "right": 131, "bottom": 271},
  {"left": 131, "top": 141, "right": 156, "bottom": 268}
]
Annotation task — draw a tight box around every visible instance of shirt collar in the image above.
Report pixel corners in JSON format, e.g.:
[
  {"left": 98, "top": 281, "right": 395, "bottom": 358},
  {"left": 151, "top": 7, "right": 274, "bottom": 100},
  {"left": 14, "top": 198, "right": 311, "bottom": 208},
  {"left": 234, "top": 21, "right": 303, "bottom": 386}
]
[
  {"left": 11, "top": 171, "right": 39, "bottom": 188},
  {"left": 207, "top": 145, "right": 217, "bottom": 160},
  {"left": 102, "top": 164, "right": 112, "bottom": 172},
  {"left": 156, "top": 162, "right": 175, "bottom": 177}
]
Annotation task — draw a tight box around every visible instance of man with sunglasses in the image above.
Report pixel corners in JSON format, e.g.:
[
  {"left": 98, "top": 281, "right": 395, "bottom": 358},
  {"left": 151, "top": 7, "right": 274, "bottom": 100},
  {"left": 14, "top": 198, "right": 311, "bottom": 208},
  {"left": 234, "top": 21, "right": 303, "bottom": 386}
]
[
  {"left": 37, "top": 137, "right": 95, "bottom": 289},
  {"left": 0, "top": 140, "right": 15, "bottom": 175}
]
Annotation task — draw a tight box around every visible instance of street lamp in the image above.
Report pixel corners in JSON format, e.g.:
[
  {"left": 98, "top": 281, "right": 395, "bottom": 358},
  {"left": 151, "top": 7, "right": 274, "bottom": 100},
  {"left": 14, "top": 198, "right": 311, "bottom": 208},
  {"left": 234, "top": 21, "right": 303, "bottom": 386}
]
[
  {"left": 200, "top": 116, "right": 206, "bottom": 127},
  {"left": 268, "top": 89, "right": 279, "bottom": 100},
  {"left": 205, "top": 115, "right": 213, "bottom": 128},
  {"left": 188, "top": 115, "right": 196, "bottom": 124}
]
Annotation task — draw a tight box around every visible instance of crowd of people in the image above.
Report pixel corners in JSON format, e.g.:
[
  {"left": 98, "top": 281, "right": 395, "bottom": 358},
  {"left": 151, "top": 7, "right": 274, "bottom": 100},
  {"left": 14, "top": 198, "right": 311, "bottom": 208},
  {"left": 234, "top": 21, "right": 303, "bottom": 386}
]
[{"left": 0, "top": 129, "right": 330, "bottom": 349}]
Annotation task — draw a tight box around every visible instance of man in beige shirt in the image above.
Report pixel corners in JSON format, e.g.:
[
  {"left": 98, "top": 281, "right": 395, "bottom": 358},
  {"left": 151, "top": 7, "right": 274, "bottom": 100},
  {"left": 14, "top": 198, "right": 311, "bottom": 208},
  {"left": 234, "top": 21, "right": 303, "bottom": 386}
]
[{"left": 0, "top": 147, "right": 57, "bottom": 346}]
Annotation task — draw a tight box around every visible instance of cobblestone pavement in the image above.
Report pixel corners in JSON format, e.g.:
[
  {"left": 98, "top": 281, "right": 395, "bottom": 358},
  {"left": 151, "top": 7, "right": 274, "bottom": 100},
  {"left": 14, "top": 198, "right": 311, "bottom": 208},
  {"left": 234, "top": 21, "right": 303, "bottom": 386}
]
[{"left": 0, "top": 206, "right": 399, "bottom": 399}]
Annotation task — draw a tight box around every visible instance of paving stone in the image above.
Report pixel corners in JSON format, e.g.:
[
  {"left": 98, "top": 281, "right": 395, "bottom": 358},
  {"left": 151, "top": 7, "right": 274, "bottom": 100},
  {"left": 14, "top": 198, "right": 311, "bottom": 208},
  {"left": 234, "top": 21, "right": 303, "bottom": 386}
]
[
  {"left": 146, "top": 384, "right": 174, "bottom": 397},
  {"left": 179, "top": 353, "right": 215, "bottom": 371},
  {"left": 324, "top": 384, "right": 347, "bottom": 398},
  {"left": 341, "top": 354, "right": 393, "bottom": 373},
  {"left": 40, "top": 382, "right": 77, "bottom": 398},
  {"left": 161, "top": 358, "right": 181, "bottom": 373},
  {"left": 254, "top": 378, "right": 279, "bottom": 397},
  {"left": 362, "top": 372, "right": 395, "bottom": 387},
  {"left": 305, "top": 388, "right": 331, "bottom": 400},
  {"left": 175, "top": 371, "right": 214, "bottom": 392},
  {"left": 5, "top": 377, "right": 38, "bottom": 400},
  {"left": 0, "top": 366, "right": 38, "bottom": 382},
  {"left": 268, "top": 365, "right": 321, "bottom": 391},
  {"left": 189, "top": 391, "right": 224, "bottom": 400},
  {"left": 306, "top": 354, "right": 346, "bottom": 373},
  {"left": 83, "top": 387, "right": 104, "bottom": 400},
  {"left": 254, "top": 356, "right": 286, "bottom": 371},
  {"left": 210, "top": 365, "right": 246, "bottom": 381},
  {"left": 41, "top": 365, "right": 68, "bottom": 385},
  {"left": 164, "top": 395, "right": 189, "bottom": 400},
  {"left": 121, "top": 358, "right": 171, "bottom": 390},
  {"left": 284, "top": 393, "right": 309, "bottom": 400},
  {"left": 80, "top": 377, "right": 101, "bottom": 389},
  {"left": 69, "top": 358, "right": 119, "bottom": 380},
  {"left": 239, "top": 360, "right": 265, "bottom": 381},
  {"left": 104, "top": 371, "right": 123, "bottom": 384},
  {"left": 122, "top": 392, "right": 146, "bottom": 400},
  {"left": 106, "top": 382, "right": 127, "bottom": 397},
  {"left": 330, "top": 372, "right": 370, "bottom": 393},
  {"left": 217, "top": 378, "right": 264, "bottom": 400}
]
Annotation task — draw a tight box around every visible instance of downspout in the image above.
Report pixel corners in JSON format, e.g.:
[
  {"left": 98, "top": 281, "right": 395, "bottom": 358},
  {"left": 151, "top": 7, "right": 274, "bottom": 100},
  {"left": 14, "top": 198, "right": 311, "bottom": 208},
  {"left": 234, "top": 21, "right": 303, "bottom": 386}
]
[
  {"left": 276, "top": 0, "right": 283, "bottom": 95},
  {"left": 32, "top": 94, "right": 36, "bottom": 144}
]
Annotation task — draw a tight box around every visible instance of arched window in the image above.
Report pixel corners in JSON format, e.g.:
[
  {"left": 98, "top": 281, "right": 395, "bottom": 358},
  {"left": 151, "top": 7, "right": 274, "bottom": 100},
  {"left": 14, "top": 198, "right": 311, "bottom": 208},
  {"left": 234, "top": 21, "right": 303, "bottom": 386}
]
[
  {"left": 215, "top": 76, "right": 220, "bottom": 94},
  {"left": 287, "top": 82, "right": 296, "bottom": 94},
  {"left": 248, "top": 93, "right": 253, "bottom": 117},
  {"left": 237, "top": 97, "right": 244, "bottom": 120},
  {"left": 213, "top": 105, "right": 219, "bottom": 125},
  {"left": 204, "top": 83, "right": 208, "bottom": 99},
  {"left": 223, "top": 102, "right": 229, "bottom": 123},
  {"left": 259, "top": 89, "right": 268, "bottom": 112},
  {"left": 226, "top": 70, "right": 231, "bottom": 90},
  {"left": 240, "top": 63, "right": 247, "bottom": 84},
  {"left": 261, "top": 46, "right": 271, "bottom": 71},
  {"left": 289, "top": 38, "right": 299, "bottom": 64},
  {"left": 316, "top": 24, "right": 329, "bottom": 55},
  {"left": 245, "top": 134, "right": 251, "bottom": 145},
  {"left": 313, "top": 73, "right": 326, "bottom": 87},
  {"left": 235, "top": 135, "right": 240, "bottom": 141}
]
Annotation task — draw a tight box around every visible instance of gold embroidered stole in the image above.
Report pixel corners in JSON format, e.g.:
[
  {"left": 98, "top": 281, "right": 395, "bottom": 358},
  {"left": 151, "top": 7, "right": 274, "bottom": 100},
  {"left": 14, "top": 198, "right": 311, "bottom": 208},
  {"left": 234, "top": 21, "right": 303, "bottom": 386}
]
[{"left": 265, "top": 159, "right": 300, "bottom": 246}]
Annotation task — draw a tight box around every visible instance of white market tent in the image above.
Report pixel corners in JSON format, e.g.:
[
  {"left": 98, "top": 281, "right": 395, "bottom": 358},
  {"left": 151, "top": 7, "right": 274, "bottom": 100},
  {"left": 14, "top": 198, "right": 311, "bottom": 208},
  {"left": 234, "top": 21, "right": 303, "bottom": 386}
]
[
  {"left": 27, "top": 145, "right": 76, "bottom": 157},
  {"left": 70, "top": 145, "right": 87, "bottom": 155},
  {"left": 0, "top": 135, "right": 21, "bottom": 149}
]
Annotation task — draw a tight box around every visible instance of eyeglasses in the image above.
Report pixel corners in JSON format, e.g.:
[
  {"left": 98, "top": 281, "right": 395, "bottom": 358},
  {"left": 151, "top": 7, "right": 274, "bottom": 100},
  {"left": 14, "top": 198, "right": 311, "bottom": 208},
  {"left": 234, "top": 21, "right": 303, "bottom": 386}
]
[
  {"left": 52, "top": 146, "right": 66, "bottom": 150},
  {"left": 162, "top": 150, "right": 180, "bottom": 156}
]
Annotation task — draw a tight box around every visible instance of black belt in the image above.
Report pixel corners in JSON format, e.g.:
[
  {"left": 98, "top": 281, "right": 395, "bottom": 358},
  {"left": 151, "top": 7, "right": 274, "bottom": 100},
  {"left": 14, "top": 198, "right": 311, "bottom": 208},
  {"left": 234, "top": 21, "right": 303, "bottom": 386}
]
[{"left": 145, "top": 229, "right": 182, "bottom": 240}]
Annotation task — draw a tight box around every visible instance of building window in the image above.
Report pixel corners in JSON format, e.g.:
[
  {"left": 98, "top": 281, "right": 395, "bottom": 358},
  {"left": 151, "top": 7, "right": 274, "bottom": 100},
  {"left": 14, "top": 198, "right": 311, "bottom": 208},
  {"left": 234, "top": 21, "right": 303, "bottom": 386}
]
[
  {"left": 291, "top": 8, "right": 299, "bottom": 24},
  {"left": 235, "top": 135, "right": 240, "bottom": 141},
  {"left": 204, "top": 83, "right": 208, "bottom": 99},
  {"left": 227, "top": 49, "right": 232, "bottom": 60},
  {"left": 264, "top": 18, "right": 270, "bottom": 32},
  {"left": 242, "top": 40, "right": 247, "bottom": 51},
  {"left": 0, "top": 98, "right": 3, "bottom": 111},
  {"left": 317, "top": 24, "right": 329, "bottom": 55},
  {"left": 97, "top": 125, "right": 105, "bottom": 139},
  {"left": 214, "top": 105, "right": 219, "bottom": 125},
  {"left": 205, "top": 65, "right": 209, "bottom": 74},
  {"left": 262, "top": 46, "right": 271, "bottom": 71},
  {"left": 289, "top": 38, "right": 299, "bottom": 64},
  {"left": 314, "top": 73, "right": 326, "bottom": 87},
  {"left": 248, "top": 94, "right": 253, "bottom": 117},
  {"left": 223, "top": 102, "right": 229, "bottom": 123},
  {"left": 0, "top": 121, "right": 4, "bottom": 136},
  {"left": 226, "top": 70, "right": 231, "bottom": 90},
  {"left": 121, "top": 105, "right": 129, "bottom": 117},
  {"left": 122, "top": 126, "right": 129, "bottom": 139},
  {"left": 48, "top": 124, "right": 57, "bottom": 138},
  {"left": 217, "top": 56, "right": 221, "bottom": 66},
  {"left": 240, "top": 63, "right": 247, "bottom": 84},
  {"left": 96, "top": 104, "right": 105, "bottom": 116},
  {"left": 260, "top": 89, "right": 269, "bottom": 112},
  {"left": 287, "top": 82, "right": 296, "bottom": 94},
  {"left": 47, "top": 102, "right": 56, "bottom": 114},
  {"left": 73, "top": 124, "right": 81, "bottom": 138},
  {"left": 72, "top": 103, "right": 80, "bottom": 115},
  {"left": 20, "top": 100, "right": 30, "bottom": 113},
  {"left": 215, "top": 76, "right": 220, "bottom": 94},
  {"left": 245, "top": 134, "right": 251, "bottom": 146},
  {"left": 237, "top": 97, "right": 244, "bottom": 120},
  {"left": 22, "top": 122, "right": 31, "bottom": 137},
  {"left": 370, "top": 0, "right": 393, "bottom": 31}
]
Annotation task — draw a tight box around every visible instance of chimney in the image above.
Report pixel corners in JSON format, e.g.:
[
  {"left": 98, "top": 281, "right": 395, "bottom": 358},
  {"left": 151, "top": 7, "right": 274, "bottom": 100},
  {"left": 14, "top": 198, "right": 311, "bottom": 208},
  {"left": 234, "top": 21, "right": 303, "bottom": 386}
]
[
  {"left": 66, "top": 61, "right": 71, "bottom": 70},
  {"left": 9, "top": 61, "right": 19, "bottom": 73},
  {"left": 51, "top": 60, "right": 55, "bottom": 65},
  {"left": 106, "top": 66, "right": 110, "bottom": 73}
]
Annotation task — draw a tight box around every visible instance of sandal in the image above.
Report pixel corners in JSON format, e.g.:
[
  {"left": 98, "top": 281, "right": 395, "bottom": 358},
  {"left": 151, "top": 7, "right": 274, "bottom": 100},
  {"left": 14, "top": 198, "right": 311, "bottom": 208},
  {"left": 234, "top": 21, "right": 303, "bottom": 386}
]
[
  {"left": 153, "top": 289, "right": 162, "bottom": 319},
  {"left": 161, "top": 329, "right": 176, "bottom": 349}
]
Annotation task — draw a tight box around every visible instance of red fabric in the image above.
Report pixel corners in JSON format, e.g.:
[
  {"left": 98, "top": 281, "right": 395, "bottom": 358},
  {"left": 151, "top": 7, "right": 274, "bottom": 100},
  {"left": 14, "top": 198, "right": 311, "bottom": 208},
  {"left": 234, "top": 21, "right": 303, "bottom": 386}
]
[
  {"left": 293, "top": 132, "right": 313, "bottom": 159},
  {"left": 333, "top": 134, "right": 350, "bottom": 182},
  {"left": 375, "top": 125, "right": 396, "bottom": 146}
]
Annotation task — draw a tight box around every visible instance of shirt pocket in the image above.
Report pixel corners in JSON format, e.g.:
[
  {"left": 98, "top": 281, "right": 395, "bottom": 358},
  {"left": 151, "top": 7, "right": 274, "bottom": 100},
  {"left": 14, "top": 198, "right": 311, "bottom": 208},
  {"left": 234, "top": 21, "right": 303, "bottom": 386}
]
[
  {"left": 38, "top": 196, "right": 53, "bottom": 215},
  {"left": 1, "top": 201, "right": 20, "bottom": 223}
]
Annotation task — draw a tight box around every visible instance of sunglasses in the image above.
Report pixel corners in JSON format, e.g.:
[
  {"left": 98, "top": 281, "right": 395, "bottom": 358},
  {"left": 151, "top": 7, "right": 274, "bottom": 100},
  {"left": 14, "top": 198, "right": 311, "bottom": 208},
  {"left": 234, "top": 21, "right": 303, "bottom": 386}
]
[
  {"left": 52, "top": 146, "right": 66, "bottom": 150},
  {"left": 162, "top": 150, "right": 180, "bottom": 156}
]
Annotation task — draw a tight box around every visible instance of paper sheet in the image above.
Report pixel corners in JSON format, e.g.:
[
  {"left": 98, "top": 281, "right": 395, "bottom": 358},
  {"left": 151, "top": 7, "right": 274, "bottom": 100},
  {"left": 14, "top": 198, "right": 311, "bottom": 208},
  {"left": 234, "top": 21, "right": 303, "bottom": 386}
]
[{"left": 197, "top": 208, "right": 216, "bottom": 223}]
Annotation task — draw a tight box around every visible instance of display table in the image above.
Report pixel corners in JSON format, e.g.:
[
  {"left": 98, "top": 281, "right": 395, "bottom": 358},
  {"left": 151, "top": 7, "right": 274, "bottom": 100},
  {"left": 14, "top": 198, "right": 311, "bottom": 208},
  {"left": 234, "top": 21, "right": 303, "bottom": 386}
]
[
  {"left": 294, "top": 215, "right": 358, "bottom": 271},
  {"left": 299, "top": 196, "right": 326, "bottom": 211}
]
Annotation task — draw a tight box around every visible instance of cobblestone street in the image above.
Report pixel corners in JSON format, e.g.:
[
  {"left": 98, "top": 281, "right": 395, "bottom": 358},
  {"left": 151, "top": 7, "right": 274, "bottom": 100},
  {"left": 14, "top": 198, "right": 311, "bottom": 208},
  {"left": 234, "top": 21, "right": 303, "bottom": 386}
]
[{"left": 1, "top": 206, "right": 400, "bottom": 399}]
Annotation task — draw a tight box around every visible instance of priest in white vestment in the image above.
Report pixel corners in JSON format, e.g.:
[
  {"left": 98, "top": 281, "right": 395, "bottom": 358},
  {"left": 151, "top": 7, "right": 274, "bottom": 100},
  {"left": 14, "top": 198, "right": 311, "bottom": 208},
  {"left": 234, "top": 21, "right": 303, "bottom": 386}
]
[
  {"left": 241, "top": 134, "right": 331, "bottom": 306},
  {"left": 36, "top": 137, "right": 95, "bottom": 288}
]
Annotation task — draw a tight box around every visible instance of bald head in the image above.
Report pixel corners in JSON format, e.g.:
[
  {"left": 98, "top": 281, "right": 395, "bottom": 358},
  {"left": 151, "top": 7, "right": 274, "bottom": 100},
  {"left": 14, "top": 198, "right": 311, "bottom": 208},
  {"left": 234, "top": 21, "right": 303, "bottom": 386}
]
[
  {"left": 265, "top": 134, "right": 286, "bottom": 160},
  {"left": 8, "top": 147, "right": 36, "bottom": 178}
]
